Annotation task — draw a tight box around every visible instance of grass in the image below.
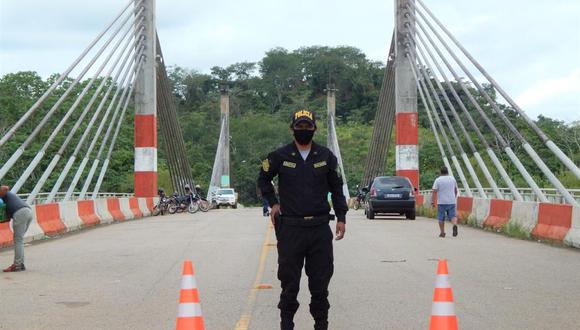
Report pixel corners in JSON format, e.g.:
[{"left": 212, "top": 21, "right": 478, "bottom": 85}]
[{"left": 501, "top": 221, "right": 531, "bottom": 240}]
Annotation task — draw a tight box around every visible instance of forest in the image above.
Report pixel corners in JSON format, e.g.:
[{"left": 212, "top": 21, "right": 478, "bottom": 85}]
[{"left": 0, "top": 46, "right": 578, "bottom": 205}]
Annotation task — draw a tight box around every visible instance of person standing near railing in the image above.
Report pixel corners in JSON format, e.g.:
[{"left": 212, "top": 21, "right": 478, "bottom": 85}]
[
  {"left": 431, "top": 167, "right": 459, "bottom": 238},
  {"left": 0, "top": 185, "right": 34, "bottom": 272}
]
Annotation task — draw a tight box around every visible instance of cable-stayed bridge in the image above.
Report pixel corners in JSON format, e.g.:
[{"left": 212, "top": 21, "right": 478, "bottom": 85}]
[{"left": 1, "top": 1, "right": 579, "bottom": 329}]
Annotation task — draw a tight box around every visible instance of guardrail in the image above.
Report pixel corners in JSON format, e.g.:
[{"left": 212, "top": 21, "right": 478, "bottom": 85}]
[
  {"left": 16, "top": 192, "right": 134, "bottom": 205},
  {"left": 419, "top": 188, "right": 580, "bottom": 204}
]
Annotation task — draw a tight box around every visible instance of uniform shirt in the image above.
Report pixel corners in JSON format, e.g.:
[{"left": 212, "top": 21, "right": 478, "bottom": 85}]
[
  {"left": 2, "top": 191, "right": 30, "bottom": 218},
  {"left": 432, "top": 175, "right": 458, "bottom": 205},
  {"left": 258, "top": 142, "right": 348, "bottom": 222}
]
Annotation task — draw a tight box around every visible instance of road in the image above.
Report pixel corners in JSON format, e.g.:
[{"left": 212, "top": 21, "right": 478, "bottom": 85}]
[{"left": 1, "top": 208, "right": 579, "bottom": 329}]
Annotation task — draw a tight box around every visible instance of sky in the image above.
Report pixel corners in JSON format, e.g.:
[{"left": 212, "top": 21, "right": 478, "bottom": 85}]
[{"left": 1, "top": 0, "right": 579, "bottom": 123}]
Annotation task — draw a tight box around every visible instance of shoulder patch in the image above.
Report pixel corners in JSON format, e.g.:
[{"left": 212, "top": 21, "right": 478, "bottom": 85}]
[
  {"left": 283, "top": 161, "right": 296, "bottom": 168},
  {"left": 313, "top": 161, "right": 327, "bottom": 168},
  {"left": 262, "top": 159, "right": 270, "bottom": 172}
]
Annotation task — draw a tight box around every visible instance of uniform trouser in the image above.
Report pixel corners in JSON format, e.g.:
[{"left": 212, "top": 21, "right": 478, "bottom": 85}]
[
  {"left": 275, "top": 220, "right": 334, "bottom": 327},
  {"left": 13, "top": 207, "right": 33, "bottom": 265}
]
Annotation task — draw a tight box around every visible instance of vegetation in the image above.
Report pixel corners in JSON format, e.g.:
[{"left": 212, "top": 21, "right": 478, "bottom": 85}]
[{"left": 1, "top": 46, "right": 578, "bottom": 206}]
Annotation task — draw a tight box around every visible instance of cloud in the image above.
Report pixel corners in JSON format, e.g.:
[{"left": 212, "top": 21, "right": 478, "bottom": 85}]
[
  {"left": 516, "top": 69, "right": 580, "bottom": 108},
  {"left": 0, "top": 0, "right": 578, "bottom": 122}
]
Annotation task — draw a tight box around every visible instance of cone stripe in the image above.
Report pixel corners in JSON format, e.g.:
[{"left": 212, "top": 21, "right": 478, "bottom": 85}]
[
  {"left": 430, "top": 316, "right": 458, "bottom": 329},
  {"left": 436, "top": 260, "right": 449, "bottom": 275},
  {"left": 433, "top": 288, "right": 454, "bottom": 302},
  {"left": 176, "top": 317, "right": 205, "bottom": 329},
  {"left": 431, "top": 302, "right": 455, "bottom": 316},
  {"left": 178, "top": 303, "right": 203, "bottom": 317},
  {"left": 181, "top": 275, "right": 198, "bottom": 289},
  {"left": 180, "top": 289, "right": 200, "bottom": 303},
  {"left": 434, "top": 275, "right": 451, "bottom": 288}
]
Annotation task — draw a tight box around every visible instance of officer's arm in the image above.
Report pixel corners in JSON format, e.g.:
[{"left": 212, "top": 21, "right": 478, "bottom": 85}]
[
  {"left": 257, "top": 152, "right": 280, "bottom": 206},
  {"left": 327, "top": 153, "right": 348, "bottom": 223}
]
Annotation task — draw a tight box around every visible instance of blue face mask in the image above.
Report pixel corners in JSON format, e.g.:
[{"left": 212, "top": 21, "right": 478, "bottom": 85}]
[{"left": 293, "top": 129, "right": 314, "bottom": 145}]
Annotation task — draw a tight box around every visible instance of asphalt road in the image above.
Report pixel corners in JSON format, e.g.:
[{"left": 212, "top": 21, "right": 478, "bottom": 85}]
[{"left": 1, "top": 208, "right": 579, "bottom": 329}]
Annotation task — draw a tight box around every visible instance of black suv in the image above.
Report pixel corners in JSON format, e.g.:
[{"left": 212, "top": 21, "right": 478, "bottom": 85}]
[{"left": 365, "top": 176, "right": 416, "bottom": 220}]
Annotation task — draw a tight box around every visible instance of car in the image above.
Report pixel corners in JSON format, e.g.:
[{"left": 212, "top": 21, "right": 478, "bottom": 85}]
[
  {"left": 365, "top": 176, "right": 416, "bottom": 220},
  {"left": 215, "top": 188, "right": 238, "bottom": 209}
]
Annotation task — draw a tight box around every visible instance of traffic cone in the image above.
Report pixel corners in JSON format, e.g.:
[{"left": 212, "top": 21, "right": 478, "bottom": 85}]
[
  {"left": 429, "top": 259, "right": 458, "bottom": 330},
  {"left": 176, "top": 260, "right": 205, "bottom": 330}
]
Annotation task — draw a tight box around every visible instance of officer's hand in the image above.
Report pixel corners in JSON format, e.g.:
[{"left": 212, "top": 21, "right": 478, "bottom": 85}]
[
  {"left": 335, "top": 221, "right": 346, "bottom": 240},
  {"left": 270, "top": 204, "right": 280, "bottom": 225}
]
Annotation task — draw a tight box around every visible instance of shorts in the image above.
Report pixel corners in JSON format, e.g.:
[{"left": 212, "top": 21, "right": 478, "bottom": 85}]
[{"left": 437, "top": 204, "right": 456, "bottom": 222}]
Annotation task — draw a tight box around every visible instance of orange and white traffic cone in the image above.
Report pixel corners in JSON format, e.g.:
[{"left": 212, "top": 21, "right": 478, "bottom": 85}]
[
  {"left": 429, "top": 259, "right": 458, "bottom": 330},
  {"left": 176, "top": 260, "right": 205, "bottom": 330}
]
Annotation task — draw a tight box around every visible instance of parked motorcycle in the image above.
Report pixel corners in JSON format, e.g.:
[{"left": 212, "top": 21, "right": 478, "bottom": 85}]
[{"left": 168, "top": 193, "right": 199, "bottom": 214}]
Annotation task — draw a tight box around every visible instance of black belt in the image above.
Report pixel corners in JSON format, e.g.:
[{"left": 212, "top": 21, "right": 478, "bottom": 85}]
[{"left": 279, "top": 214, "right": 334, "bottom": 226}]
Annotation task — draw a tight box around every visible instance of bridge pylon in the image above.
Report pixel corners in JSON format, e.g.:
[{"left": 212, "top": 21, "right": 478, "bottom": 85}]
[
  {"left": 134, "top": 0, "right": 157, "bottom": 197},
  {"left": 395, "top": 0, "right": 419, "bottom": 189}
]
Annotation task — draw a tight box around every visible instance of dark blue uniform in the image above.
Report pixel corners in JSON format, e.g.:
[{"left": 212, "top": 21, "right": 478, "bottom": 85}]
[{"left": 258, "top": 141, "right": 348, "bottom": 330}]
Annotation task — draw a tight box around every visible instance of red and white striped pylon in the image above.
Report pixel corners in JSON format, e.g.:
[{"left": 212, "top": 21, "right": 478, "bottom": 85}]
[
  {"left": 395, "top": 112, "right": 419, "bottom": 190},
  {"left": 176, "top": 260, "right": 205, "bottom": 330},
  {"left": 429, "top": 259, "right": 458, "bottom": 330}
]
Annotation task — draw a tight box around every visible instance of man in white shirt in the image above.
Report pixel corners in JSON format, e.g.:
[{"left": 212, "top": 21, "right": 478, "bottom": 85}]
[{"left": 431, "top": 167, "right": 458, "bottom": 238}]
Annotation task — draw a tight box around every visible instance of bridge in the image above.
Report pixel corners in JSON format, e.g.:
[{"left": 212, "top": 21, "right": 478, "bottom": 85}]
[{"left": 1, "top": 0, "right": 579, "bottom": 329}]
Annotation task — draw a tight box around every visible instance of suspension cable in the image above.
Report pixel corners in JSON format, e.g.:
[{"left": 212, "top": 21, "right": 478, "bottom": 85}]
[
  {"left": 409, "top": 3, "right": 576, "bottom": 206},
  {"left": 27, "top": 28, "right": 144, "bottom": 204},
  {"left": 0, "top": 6, "right": 144, "bottom": 185},
  {"left": 0, "top": 0, "right": 142, "bottom": 148},
  {"left": 91, "top": 58, "right": 145, "bottom": 198},
  {"left": 415, "top": 0, "right": 580, "bottom": 180}
]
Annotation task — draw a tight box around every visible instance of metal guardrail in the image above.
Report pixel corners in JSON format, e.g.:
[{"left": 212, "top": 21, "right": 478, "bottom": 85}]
[
  {"left": 16, "top": 192, "right": 134, "bottom": 205},
  {"left": 419, "top": 188, "right": 580, "bottom": 204}
]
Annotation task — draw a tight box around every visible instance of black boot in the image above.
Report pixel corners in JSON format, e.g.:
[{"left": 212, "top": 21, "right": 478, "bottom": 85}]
[
  {"left": 314, "top": 319, "right": 328, "bottom": 330},
  {"left": 281, "top": 311, "right": 295, "bottom": 330},
  {"left": 281, "top": 319, "right": 294, "bottom": 330}
]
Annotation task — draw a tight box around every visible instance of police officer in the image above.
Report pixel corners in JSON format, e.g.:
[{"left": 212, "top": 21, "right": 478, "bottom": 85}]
[{"left": 257, "top": 110, "right": 347, "bottom": 330}]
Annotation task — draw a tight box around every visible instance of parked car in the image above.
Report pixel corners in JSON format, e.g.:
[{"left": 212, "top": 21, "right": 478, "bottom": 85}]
[
  {"left": 215, "top": 188, "right": 238, "bottom": 209},
  {"left": 365, "top": 176, "right": 416, "bottom": 220}
]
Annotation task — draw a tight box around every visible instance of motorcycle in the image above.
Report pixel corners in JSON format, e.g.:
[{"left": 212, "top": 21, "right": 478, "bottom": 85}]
[
  {"left": 353, "top": 185, "right": 368, "bottom": 210},
  {"left": 153, "top": 190, "right": 169, "bottom": 216},
  {"left": 168, "top": 193, "right": 199, "bottom": 214}
]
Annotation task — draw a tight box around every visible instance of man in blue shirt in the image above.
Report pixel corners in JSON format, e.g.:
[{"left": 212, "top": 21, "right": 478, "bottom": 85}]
[{"left": 0, "top": 185, "right": 34, "bottom": 272}]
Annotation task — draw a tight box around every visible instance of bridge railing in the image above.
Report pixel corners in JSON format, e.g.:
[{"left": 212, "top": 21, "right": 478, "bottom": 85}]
[
  {"left": 16, "top": 192, "right": 134, "bottom": 205},
  {"left": 419, "top": 188, "right": 580, "bottom": 204}
]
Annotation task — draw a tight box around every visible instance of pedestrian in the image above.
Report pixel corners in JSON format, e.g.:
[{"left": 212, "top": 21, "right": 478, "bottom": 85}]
[
  {"left": 256, "top": 184, "right": 270, "bottom": 217},
  {"left": 0, "top": 185, "right": 34, "bottom": 272},
  {"left": 257, "top": 109, "right": 348, "bottom": 330},
  {"left": 431, "top": 166, "right": 459, "bottom": 238}
]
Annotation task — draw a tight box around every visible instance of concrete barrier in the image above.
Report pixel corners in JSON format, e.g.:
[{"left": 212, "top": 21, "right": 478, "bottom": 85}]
[
  {"left": 471, "top": 198, "right": 490, "bottom": 227},
  {"left": 564, "top": 206, "right": 580, "bottom": 248},
  {"left": 415, "top": 194, "right": 425, "bottom": 208},
  {"left": 77, "top": 200, "right": 100, "bottom": 227},
  {"left": 509, "top": 201, "right": 538, "bottom": 233},
  {"left": 129, "top": 197, "right": 143, "bottom": 218},
  {"left": 107, "top": 198, "right": 125, "bottom": 221},
  {"left": 456, "top": 197, "right": 473, "bottom": 223},
  {"left": 423, "top": 193, "right": 433, "bottom": 208},
  {"left": 119, "top": 198, "right": 134, "bottom": 220},
  {"left": 24, "top": 207, "right": 46, "bottom": 242},
  {"left": 34, "top": 203, "right": 66, "bottom": 236},
  {"left": 484, "top": 199, "right": 513, "bottom": 229},
  {"left": 138, "top": 198, "right": 151, "bottom": 217},
  {"left": 0, "top": 223, "right": 13, "bottom": 247},
  {"left": 95, "top": 199, "right": 114, "bottom": 224},
  {"left": 59, "top": 201, "right": 84, "bottom": 232},
  {"left": 532, "top": 203, "right": 572, "bottom": 242}
]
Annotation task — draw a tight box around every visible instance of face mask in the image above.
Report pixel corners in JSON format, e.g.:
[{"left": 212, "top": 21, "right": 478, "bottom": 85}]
[{"left": 293, "top": 129, "right": 314, "bottom": 145}]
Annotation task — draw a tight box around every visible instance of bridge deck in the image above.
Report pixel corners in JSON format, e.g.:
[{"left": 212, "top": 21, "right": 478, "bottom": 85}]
[{"left": 1, "top": 209, "right": 579, "bottom": 329}]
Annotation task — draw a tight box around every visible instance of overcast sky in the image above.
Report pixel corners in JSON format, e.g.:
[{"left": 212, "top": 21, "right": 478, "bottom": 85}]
[{"left": 1, "top": 0, "right": 578, "bottom": 122}]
